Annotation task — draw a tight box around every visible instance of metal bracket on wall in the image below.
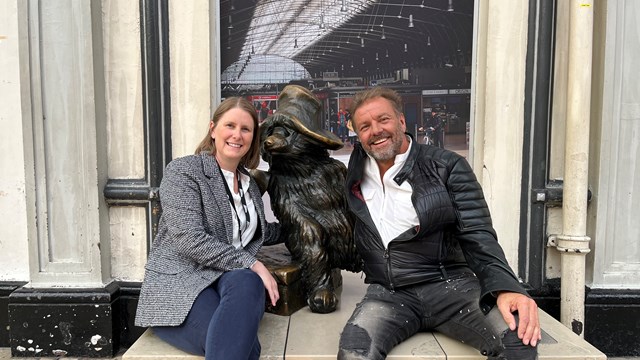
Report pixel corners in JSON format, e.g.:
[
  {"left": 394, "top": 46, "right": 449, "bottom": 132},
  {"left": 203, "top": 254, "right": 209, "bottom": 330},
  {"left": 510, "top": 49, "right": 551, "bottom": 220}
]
[
  {"left": 546, "top": 234, "right": 591, "bottom": 252},
  {"left": 531, "top": 179, "right": 592, "bottom": 207},
  {"left": 103, "top": 179, "right": 160, "bottom": 205}
]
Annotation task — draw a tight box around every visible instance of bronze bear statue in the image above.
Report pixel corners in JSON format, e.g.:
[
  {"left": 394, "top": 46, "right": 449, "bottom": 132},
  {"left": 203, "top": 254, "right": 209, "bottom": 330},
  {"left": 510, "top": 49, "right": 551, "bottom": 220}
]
[{"left": 253, "top": 85, "right": 361, "bottom": 314}]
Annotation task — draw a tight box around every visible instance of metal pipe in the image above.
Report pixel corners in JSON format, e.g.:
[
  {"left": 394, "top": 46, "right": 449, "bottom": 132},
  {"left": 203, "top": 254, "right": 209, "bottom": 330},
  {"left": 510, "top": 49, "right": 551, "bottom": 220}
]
[{"left": 557, "top": 0, "right": 594, "bottom": 337}]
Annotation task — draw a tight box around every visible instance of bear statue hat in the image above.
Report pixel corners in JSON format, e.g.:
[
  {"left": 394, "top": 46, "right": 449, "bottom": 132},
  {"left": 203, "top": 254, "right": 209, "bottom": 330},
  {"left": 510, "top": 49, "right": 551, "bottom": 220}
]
[{"left": 270, "top": 85, "right": 344, "bottom": 150}]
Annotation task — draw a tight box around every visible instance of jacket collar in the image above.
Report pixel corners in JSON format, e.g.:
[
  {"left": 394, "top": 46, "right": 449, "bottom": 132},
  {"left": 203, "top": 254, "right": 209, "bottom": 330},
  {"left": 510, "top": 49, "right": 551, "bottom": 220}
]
[
  {"left": 347, "top": 133, "right": 418, "bottom": 186},
  {"left": 393, "top": 133, "right": 419, "bottom": 185},
  {"left": 201, "top": 151, "right": 218, "bottom": 178},
  {"left": 200, "top": 151, "right": 249, "bottom": 178}
]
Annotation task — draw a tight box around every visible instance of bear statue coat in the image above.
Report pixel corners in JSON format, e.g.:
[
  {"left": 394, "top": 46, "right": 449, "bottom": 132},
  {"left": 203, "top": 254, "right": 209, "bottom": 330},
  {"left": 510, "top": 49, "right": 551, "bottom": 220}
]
[{"left": 254, "top": 85, "right": 362, "bottom": 313}]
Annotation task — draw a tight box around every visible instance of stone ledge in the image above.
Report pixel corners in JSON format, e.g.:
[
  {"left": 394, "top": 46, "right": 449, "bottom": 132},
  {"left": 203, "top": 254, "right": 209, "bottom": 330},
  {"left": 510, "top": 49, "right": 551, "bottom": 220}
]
[{"left": 123, "top": 271, "right": 607, "bottom": 360}]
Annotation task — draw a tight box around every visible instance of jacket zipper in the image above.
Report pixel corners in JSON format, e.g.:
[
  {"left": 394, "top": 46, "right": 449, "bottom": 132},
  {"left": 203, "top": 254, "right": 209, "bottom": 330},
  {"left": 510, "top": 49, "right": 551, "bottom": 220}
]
[
  {"left": 439, "top": 264, "right": 448, "bottom": 280},
  {"left": 352, "top": 189, "right": 396, "bottom": 291},
  {"left": 384, "top": 248, "right": 395, "bottom": 292}
]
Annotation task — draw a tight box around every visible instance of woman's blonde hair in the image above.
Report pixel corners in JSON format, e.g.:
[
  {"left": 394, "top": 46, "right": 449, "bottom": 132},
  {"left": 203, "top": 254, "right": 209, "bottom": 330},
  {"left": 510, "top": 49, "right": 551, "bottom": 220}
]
[{"left": 194, "top": 97, "right": 261, "bottom": 169}]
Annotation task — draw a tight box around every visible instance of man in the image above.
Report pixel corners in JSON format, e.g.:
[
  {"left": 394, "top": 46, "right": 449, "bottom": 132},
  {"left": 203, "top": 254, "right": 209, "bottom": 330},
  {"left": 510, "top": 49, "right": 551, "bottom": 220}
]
[
  {"left": 427, "top": 110, "right": 445, "bottom": 147},
  {"left": 337, "top": 108, "right": 348, "bottom": 142},
  {"left": 338, "top": 87, "right": 540, "bottom": 360}
]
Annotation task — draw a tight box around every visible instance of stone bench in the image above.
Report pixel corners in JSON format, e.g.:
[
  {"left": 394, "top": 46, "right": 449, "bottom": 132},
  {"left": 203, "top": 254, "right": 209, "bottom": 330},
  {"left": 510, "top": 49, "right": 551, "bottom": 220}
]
[{"left": 123, "top": 271, "right": 606, "bottom": 360}]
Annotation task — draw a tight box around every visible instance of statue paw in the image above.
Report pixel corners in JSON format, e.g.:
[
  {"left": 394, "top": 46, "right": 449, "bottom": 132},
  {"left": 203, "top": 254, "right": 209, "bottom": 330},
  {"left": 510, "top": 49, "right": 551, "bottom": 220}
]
[{"left": 307, "top": 287, "right": 338, "bottom": 314}]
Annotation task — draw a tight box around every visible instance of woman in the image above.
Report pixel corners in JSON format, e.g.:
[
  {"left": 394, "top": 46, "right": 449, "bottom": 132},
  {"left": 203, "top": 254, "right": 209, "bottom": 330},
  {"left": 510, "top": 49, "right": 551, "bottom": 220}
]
[{"left": 135, "top": 97, "right": 281, "bottom": 360}]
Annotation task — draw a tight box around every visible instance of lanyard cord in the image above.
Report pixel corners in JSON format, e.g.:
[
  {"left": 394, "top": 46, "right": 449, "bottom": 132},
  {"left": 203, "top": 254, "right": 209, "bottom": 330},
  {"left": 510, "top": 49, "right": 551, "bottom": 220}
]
[{"left": 215, "top": 162, "right": 251, "bottom": 241}]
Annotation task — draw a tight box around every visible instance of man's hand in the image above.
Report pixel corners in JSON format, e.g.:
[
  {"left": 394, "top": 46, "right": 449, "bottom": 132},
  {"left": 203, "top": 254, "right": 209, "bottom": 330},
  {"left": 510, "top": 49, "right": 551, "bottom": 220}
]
[
  {"left": 250, "top": 260, "right": 280, "bottom": 306},
  {"left": 496, "top": 291, "right": 541, "bottom": 347}
]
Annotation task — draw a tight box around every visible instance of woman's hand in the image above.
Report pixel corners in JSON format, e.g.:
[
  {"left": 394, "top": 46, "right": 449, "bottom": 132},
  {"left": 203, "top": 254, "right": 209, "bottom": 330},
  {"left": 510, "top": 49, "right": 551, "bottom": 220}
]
[{"left": 250, "top": 260, "right": 280, "bottom": 306}]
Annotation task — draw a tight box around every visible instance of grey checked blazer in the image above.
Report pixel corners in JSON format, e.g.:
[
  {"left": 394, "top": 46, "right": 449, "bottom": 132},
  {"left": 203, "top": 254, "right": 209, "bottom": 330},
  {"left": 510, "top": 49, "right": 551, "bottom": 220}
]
[{"left": 135, "top": 152, "right": 281, "bottom": 327}]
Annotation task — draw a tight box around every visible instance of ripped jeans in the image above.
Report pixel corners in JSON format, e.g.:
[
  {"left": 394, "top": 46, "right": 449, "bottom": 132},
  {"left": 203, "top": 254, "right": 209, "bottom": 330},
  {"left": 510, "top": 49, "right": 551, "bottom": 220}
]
[{"left": 338, "top": 272, "right": 537, "bottom": 360}]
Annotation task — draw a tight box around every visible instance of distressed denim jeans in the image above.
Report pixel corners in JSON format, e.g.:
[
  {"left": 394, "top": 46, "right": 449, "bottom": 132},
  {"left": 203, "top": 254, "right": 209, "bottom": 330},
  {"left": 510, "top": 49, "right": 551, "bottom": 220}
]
[{"left": 338, "top": 272, "right": 537, "bottom": 360}]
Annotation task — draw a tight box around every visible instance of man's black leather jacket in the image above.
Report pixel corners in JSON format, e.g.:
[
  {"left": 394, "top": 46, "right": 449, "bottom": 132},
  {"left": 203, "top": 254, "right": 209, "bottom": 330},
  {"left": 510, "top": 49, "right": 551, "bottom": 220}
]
[{"left": 345, "top": 136, "right": 529, "bottom": 310}]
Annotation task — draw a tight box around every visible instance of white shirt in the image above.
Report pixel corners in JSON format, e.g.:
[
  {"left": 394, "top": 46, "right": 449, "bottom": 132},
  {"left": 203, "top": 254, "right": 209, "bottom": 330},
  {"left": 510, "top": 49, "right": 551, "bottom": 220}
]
[
  {"left": 361, "top": 138, "right": 419, "bottom": 248},
  {"left": 220, "top": 168, "right": 258, "bottom": 249}
]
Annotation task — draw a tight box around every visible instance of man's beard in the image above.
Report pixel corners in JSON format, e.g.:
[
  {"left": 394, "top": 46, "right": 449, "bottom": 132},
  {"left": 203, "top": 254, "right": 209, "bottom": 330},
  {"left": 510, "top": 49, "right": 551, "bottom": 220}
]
[{"left": 362, "top": 125, "right": 405, "bottom": 162}]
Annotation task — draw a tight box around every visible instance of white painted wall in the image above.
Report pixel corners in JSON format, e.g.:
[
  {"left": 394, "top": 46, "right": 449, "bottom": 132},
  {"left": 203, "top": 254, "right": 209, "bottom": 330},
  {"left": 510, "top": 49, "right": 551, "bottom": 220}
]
[
  {"left": 472, "top": 1, "right": 529, "bottom": 271},
  {"left": 546, "top": 0, "right": 640, "bottom": 290},
  {"left": 0, "top": 0, "right": 30, "bottom": 281},
  {"left": 109, "top": 207, "right": 147, "bottom": 281},
  {"left": 1, "top": 0, "right": 113, "bottom": 285},
  {"left": 103, "top": 0, "right": 145, "bottom": 180},
  {"left": 102, "top": 0, "right": 148, "bottom": 281},
  {"left": 169, "top": 0, "right": 213, "bottom": 158},
  {"left": 17, "top": 0, "right": 111, "bottom": 287},
  {"left": 592, "top": 0, "right": 640, "bottom": 289}
]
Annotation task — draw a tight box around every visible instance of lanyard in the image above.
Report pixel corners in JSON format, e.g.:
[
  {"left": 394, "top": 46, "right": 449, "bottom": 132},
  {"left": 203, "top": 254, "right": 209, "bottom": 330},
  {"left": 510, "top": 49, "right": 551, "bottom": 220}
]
[{"left": 216, "top": 162, "right": 251, "bottom": 241}]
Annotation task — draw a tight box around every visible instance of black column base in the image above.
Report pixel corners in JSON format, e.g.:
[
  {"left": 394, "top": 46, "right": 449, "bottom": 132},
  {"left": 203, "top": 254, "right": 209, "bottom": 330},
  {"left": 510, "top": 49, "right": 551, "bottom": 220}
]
[
  {"left": 8, "top": 282, "right": 120, "bottom": 358},
  {"left": 530, "top": 281, "right": 640, "bottom": 357},
  {"left": 584, "top": 288, "right": 640, "bottom": 357},
  {"left": 1, "top": 282, "right": 27, "bottom": 347}
]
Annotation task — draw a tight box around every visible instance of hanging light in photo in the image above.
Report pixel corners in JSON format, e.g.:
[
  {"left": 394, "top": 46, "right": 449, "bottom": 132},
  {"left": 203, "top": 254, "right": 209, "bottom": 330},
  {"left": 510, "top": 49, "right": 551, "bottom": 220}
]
[
  {"left": 408, "top": 14, "right": 414, "bottom": 28},
  {"left": 447, "top": 0, "right": 454, "bottom": 12}
]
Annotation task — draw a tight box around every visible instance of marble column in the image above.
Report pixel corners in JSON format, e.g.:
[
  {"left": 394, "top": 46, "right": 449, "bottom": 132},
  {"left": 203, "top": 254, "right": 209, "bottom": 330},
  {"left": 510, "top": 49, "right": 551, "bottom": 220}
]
[{"left": 8, "top": 0, "right": 116, "bottom": 357}]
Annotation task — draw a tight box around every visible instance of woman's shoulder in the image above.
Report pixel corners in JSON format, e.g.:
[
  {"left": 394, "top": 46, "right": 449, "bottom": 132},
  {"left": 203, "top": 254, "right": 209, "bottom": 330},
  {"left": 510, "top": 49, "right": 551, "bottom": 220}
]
[
  {"left": 168, "top": 153, "right": 199, "bottom": 165},
  {"left": 166, "top": 153, "right": 209, "bottom": 172},
  {"left": 162, "top": 154, "right": 216, "bottom": 183},
  {"left": 159, "top": 154, "right": 215, "bottom": 196}
]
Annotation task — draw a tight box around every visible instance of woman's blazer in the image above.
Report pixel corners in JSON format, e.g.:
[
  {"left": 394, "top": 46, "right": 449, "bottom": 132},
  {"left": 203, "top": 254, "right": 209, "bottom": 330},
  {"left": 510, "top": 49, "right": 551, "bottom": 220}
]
[{"left": 135, "top": 152, "right": 280, "bottom": 327}]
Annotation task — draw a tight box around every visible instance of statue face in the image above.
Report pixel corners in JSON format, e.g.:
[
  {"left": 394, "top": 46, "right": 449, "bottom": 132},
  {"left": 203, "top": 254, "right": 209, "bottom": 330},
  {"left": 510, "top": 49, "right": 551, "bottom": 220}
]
[
  {"left": 353, "top": 97, "right": 408, "bottom": 164},
  {"left": 211, "top": 107, "right": 255, "bottom": 170}
]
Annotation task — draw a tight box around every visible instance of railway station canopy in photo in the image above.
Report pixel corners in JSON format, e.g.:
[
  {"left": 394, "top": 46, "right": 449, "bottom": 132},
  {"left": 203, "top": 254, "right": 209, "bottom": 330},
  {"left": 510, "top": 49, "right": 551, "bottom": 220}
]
[{"left": 220, "top": 0, "right": 473, "bottom": 89}]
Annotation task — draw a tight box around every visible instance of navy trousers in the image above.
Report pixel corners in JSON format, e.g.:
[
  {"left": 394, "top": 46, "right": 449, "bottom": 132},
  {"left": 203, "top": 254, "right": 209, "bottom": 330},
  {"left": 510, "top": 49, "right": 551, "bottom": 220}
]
[{"left": 153, "top": 269, "right": 265, "bottom": 360}]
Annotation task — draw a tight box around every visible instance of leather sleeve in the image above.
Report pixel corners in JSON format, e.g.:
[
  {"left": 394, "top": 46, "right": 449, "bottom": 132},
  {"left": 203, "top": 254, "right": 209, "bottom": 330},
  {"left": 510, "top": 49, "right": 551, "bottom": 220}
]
[{"left": 445, "top": 154, "right": 529, "bottom": 308}]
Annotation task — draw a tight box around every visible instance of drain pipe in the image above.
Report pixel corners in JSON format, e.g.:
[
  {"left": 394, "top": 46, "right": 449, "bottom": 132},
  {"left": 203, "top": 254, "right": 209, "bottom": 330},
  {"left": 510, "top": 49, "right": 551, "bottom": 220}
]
[{"left": 555, "top": 0, "right": 594, "bottom": 338}]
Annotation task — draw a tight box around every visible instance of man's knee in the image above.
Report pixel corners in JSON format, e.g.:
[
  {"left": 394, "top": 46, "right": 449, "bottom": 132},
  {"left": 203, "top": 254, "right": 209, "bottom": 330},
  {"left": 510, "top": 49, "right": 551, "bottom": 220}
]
[
  {"left": 338, "top": 323, "right": 375, "bottom": 360},
  {"left": 480, "top": 308, "right": 537, "bottom": 359},
  {"left": 482, "top": 327, "right": 537, "bottom": 360},
  {"left": 497, "top": 328, "right": 538, "bottom": 360}
]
